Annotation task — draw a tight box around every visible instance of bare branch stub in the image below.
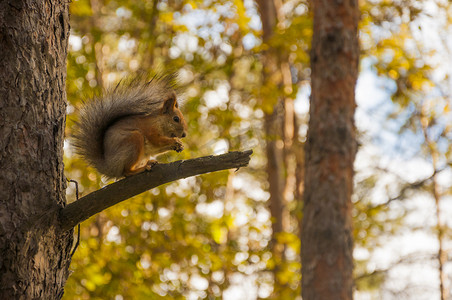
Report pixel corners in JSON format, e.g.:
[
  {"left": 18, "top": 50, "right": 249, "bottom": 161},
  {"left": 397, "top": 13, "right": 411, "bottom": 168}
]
[{"left": 59, "top": 150, "right": 253, "bottom": 231}]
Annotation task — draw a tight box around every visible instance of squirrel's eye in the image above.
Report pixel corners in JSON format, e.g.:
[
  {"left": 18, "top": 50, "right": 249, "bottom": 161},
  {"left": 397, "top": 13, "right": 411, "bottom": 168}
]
[{"left": 173, "top": 116, "right": 180, "bottom": 123}]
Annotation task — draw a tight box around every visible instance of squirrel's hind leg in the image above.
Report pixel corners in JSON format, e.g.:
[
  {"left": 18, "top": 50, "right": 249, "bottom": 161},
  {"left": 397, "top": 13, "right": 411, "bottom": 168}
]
[
  {"left": 104, "top": 129, "right": 148, "bottom": 177},
  {"left": 120, "top": 131, "right": 152, "bottom": 177}
]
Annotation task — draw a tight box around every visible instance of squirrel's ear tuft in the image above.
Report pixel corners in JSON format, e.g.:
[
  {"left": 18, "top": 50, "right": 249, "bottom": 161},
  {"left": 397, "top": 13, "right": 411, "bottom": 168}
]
[{"left": 162, "top": 92, "right": 177, "bottom": 114}]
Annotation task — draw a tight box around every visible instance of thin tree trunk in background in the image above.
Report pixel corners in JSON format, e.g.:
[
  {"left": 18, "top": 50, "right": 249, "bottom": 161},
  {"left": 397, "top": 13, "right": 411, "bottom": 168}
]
[
  {"left": 90, "top": 0, "right": 105, "bottom": 88},
  {"left": 143, "top": 0, "right": 159, "bottom": 69},
  {"left": 257, "top": 0, "right": 288, "bottom": 293},
  {"left": 257, "top": 0, "right": 284, "bottom": 233},
  {"left": 0, "top": 0, "right": 72, "bottom": 298},
  {"left": 281, "top": 62, "right": 297, "bottom": 233},
  {"left": 433, "top": 174, "right": 448, "bottom": 300},
  {"left": 294, "top": 115, "right": 305, "bottom": 229},
  {"left": 265, "top": 107, "right": 285, "bottom": 237},
  {"left": 301, "top": 0, "right": 359, "bottom": 299},
  {"left": 421, "top": 120, "right": 448, "bottom": 300}
]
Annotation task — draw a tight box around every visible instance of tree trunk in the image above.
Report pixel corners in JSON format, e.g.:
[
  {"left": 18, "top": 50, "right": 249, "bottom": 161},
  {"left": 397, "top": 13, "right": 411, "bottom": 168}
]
[
  {"left": 257, "top": 2, "right": 287, "bottom": 292},
  {"left": 301, "top": 0, "right": 359, "bottom": 299},
  {"left": 0, "top": 1, "right": 72, "bottom": 298},
  {"left": 421, "top": 119, "right": 449, "bottom": 300},
  {"left": 264, "top": 107, "right": 285, "bottom": 237}
]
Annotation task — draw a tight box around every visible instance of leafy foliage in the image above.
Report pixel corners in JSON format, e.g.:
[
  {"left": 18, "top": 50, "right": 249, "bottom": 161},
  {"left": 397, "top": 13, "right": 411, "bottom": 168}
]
[
  {"left": 64, "top": 0, "right": 452, "bottom": 299},
  {"left": 64, "top": 0, "right": 308, "bottom": 299}
]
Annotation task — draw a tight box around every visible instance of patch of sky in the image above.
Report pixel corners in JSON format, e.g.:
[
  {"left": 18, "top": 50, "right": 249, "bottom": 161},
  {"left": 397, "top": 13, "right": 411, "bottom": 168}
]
[
  {"left": 115, "top": 7, "right": 132, "bottom": 18},
  {"left": 356, "top": 58, "right": 425, "bottom": 160},
  {"left": 173, "top": 0, "right": 262, "bottom": 51},
  {"left": 292, "top": 58, "right": 425, "bottom": 160},
  {"left": 69, "top": 35, "right": 82, "bottom": 51},
  {"left": 294, "top": 83, "right": 310, "bottom": 115},
  {"left": 242, "top": 33, "right": 260, "bottom": 50},
  {"left": 244, "top": 0, "right": 262, "bottom": 31}
]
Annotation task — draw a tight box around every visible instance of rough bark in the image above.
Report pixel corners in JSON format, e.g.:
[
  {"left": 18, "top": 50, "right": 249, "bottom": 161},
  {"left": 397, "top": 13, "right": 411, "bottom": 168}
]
[
  {"left": 0, "top": 0, "right": 72, "bottom": 298},
  {"left": 301, "top": 0, "right": 359, "bottom": 299},
  {"left": 59, "top": 150, "right": 253, "bottom": 231}
]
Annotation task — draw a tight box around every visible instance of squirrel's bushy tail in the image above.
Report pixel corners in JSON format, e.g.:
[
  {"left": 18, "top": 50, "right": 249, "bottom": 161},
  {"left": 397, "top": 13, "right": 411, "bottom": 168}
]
[{"left": 71, "top": 75, "right": 177, "bottom": 178}]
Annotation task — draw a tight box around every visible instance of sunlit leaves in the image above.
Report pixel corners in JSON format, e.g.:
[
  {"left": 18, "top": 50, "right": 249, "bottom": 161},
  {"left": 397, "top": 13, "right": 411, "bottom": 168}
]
[
  {"left": 61, "top": 0, "right": 452, "bottom": 298},
  {"left": 356, "top": 1, "right": 452, "bottom": 297}
]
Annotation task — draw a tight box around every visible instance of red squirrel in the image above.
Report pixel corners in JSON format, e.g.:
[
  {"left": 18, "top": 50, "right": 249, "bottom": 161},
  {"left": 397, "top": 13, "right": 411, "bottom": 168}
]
[{"left": 72, "top": 75, "right": 187, "bottom": 179}]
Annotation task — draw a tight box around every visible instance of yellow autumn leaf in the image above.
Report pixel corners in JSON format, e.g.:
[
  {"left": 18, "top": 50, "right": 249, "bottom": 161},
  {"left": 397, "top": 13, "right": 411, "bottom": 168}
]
[{"left": 211, "top": 224, "right": 227, "bottom": 244}]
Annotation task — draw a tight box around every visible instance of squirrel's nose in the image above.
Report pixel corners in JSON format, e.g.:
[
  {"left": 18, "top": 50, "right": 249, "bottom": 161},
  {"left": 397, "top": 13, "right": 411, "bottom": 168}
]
[{"left": 181, "top": 132, "right": 186, "bottom": 138}]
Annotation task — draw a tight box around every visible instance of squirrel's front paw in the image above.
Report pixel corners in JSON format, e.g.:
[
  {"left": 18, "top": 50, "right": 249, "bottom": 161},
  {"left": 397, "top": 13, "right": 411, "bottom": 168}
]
[{"left": 173, "top": 139, "right": 184, "bottom": 153}]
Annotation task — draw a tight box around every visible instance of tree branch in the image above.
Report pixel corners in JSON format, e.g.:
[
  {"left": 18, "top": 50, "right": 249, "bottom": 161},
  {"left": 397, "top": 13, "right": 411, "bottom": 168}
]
[
  {"left": 369, "top": 167, "right": 446, "bottom": 211},
  {"left": 59, "top": 150, "right": 253, "bottom": 231}
]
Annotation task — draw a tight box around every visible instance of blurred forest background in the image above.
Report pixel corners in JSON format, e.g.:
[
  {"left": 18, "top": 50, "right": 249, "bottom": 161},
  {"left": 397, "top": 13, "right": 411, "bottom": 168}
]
[{"left": 63, "top": 0, "right": 452, "bottom": 299}]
